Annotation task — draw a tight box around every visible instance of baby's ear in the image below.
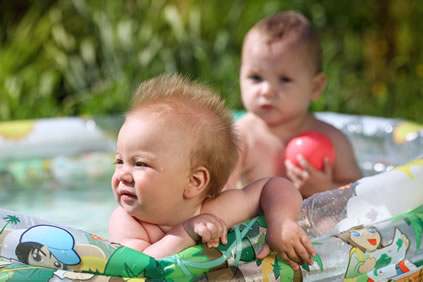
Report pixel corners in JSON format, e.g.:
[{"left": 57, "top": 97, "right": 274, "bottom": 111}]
[
  {"left": 311, "top": 72, "right": 326, "bottom": 101},
  {"left": 184, "top": 166, "right": 210, "bottom": 199}
]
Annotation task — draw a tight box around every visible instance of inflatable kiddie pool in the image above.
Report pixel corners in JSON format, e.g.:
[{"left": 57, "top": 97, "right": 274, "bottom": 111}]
[{"left": 0, "top": 112, "right": 423, "bottom": 281}]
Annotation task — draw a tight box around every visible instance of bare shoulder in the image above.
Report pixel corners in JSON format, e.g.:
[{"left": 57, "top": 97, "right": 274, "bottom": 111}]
[
  {"left": 235, "top": 113, "right": 273, "bottom": 147},
  {"left": 233, "top": 113, "right": 278, "bottom": 175},
  {"left": 235, "top": 113, "right": 263, "bottom": 134},
  {"left": 108, "top": 207, "right": 150, "bottom": 242},
  {"left": 234, "top": 113, "right": 266, "bottom": 156},
  {"left": 311, "top": 117, "right": 362, "bottom": 180},
  {"left": 310, "top": 118, "right": 351, "bottom": 147}
]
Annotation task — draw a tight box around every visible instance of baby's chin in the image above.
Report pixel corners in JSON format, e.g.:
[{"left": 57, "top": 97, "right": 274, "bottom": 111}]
[
  {"left": 254, "top": 111, "right": 284, "bottom": 126},
  {"left": 119, "top": 201, "right": 141, "bottom": 216},
  {"left": 122, "top": 205, "right": 156, "bottom": 223}
]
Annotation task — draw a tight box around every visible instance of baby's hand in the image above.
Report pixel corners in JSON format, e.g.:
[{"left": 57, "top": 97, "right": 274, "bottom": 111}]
[
  {"left": 285, "top": 155, "right": 333, "bottom": 197},
  {"left": 257, "top": 218, "right": 315, "bottom": 270},
  {"left": 183, "top": 213, "right": 228, "bottom": 248}
]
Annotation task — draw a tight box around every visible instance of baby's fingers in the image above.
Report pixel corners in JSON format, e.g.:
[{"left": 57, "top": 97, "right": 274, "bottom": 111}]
[
  {"left": 301, "top": 235, "right": 316, "bottom": 258},
  {"left": 220, "top": 224, "right": 228, "bottom": 245},
  {"left": 205, "top": 221, "right": 223, "bottom": 238},
  {"left": 280, "top": 253, "right": 300, "bottom": 271},
  {"left": 206, "top": 239, "right": 220, "bottom": 248},
  {"left": 196, "top": 223, "right": 212, "bottom": 242},
  {"left": 285, "top": 160, "right": 308, "bottom": 186},
  {"left": 290, "top": 233, "right": 315, "bottom": 266},
  {"left": 256, "top": 243, "right": 272, "bottom": 259},
  {"left": 285, "top": 246, "right": 305, "bottom": 266},
  {"left": 323, "top": 157, "right": 332, "bottom": 173},
  {"left": 206, "top": 217, "right": 227, "bottom": 245},
  {"left": 297, "top": 155, "right": 312, "bottom": 171},
  {"left": 294, "top": 244, "right": 313, "bottom": 266}
]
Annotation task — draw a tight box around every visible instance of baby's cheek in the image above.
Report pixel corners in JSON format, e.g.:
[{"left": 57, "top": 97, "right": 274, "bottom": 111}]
[{"left": 111, "top": 174, "right": 119, "bottom": 190}]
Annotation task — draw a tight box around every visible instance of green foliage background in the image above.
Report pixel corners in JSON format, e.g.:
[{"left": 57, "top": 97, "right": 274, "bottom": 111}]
[{"left": 1, "top": 0, "right": 422, "bottom": 122}]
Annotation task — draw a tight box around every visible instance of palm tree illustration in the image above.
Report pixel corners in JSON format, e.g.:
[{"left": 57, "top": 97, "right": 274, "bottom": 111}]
[{"left": 0, "top": 215, "right": 21, "bottom": 234}]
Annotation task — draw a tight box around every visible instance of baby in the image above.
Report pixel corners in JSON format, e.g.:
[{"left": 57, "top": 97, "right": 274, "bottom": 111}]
[
  {"left": 108, "top": 74, "right": 314, "bottom": 270},
  {"left": 226, "top": 11, "right": 362, "bottom": 198}
]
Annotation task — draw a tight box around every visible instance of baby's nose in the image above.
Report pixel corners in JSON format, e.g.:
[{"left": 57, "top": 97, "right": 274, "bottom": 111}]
[
  {"left": 261, "top": 82, "right": 276, "bottom": 98},
  {"left": 118, "top": 167, "right": 134, "bottom": 183}
]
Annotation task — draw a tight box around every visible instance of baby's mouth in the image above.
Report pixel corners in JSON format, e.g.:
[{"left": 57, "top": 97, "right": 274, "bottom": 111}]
[
  {"left": 120, "top": 190, "right": 137, "bottom": 202},
  {"left": 260, "top": 104, "right": 273, "bottom": 110}
]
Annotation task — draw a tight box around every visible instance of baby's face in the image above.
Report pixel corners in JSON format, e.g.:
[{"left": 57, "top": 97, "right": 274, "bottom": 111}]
[
  {"left": 240, "top": 35, "right": 322, "bottom": 126},
  {"left": 112, "top": 110, "right": 192, "bottom": 225}
]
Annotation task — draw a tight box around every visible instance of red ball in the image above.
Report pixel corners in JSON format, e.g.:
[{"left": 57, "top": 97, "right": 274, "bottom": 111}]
[{"left": 285, "top": 131, "right": 335, "bottom": 171}]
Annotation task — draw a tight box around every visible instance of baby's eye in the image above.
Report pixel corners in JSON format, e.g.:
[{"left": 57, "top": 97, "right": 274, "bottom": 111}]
[
  {"left": 279, "top": 76, "right": 291, "bottom": 83},
  {"left": 368, "top": 228, "right": 376, "bottom": 233},
  {"left": 135, "top": 161, "right": 149, "bottom": 167},
  {"left": 113, "top": 159, "right": 123, "bottom": 165},
  {"left": 248, "top": 75, "right": 262, "bottom": 82}
]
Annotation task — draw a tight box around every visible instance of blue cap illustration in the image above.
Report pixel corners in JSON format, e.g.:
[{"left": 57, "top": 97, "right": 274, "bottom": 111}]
[{"left": 20, "top": 225, "right": 81, "bottom": 265}]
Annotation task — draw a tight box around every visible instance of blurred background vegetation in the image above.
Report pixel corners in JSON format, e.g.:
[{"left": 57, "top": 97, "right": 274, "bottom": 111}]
[{"left": 1, "top": 0, "right": 422, "bottom": 122}]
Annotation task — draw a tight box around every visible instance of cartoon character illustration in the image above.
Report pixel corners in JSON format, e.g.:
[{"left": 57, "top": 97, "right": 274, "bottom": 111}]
[
  {"left": 15, "top": 225, "right": 80, "bottom": 270},
  {"left": 0, "top": 221, "right": 123, "bottom": 281},
  {"left": 338, "top": 226, "right": 411, "bottom": 281}
]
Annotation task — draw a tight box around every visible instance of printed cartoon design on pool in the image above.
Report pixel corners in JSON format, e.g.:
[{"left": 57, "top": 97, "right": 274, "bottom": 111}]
[
  {"left": 15, "top": 225, "right": 81, "bottom": 269},
  {"left": 338, "top": 226, "right": 411, "bottom": 281},
  {"left": 1, "top": 158, "right": 423, "bottom": 281}
]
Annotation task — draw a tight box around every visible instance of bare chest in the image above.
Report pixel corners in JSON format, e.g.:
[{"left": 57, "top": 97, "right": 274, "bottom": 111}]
[{"left": 242, "top": 136, "right": 287, "bottom": 184}]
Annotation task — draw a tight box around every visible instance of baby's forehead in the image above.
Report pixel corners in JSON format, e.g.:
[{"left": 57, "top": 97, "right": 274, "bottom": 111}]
[
  {"left": 244, "top": 32, "right": 314, "bottom": 65},
  {"left": 130, "top": 101, "right": 204, "bottom": 122},
  {"left": 244, "top": 29, "right": 305, "bottom": 52},
  {"left": 127, "top": 107, "right": 182, "bottom": 130},
  {"left": 128, "top": 103, "right": 214, "bottom": 141},
  {"left": 123, "top": 109, "right": 192, "bottom": 144},
  {"left": 243, "top": 35, "right": 306, "bottom": 62}
]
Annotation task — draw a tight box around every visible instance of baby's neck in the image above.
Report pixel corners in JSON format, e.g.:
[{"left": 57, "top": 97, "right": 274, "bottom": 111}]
[{"left": 267, "top": 113, "right": 313, "bottom": 141}]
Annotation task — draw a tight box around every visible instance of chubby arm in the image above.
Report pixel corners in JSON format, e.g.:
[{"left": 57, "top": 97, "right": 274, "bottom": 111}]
[
  {"left": 109, "top": 207, "right": 195, "bottom": 258},
  {"left": 258, "top": 178, "right": 315, "bottom": 269},
  {"left": 203, "top": 177, "right": 314, "bottom": 269},
  {"left": 205, "top": 177, "right": 299, "bottom": 226}
]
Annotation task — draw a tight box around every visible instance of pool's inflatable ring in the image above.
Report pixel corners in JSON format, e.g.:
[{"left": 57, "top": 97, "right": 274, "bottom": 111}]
[{"left": 1, "top": 157, "right": 423, "bottom": 281}]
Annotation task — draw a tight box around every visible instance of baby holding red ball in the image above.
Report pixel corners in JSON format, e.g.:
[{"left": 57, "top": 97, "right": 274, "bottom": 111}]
[{"left": 225, "top": 11, "right": 362, "bottom": 198}]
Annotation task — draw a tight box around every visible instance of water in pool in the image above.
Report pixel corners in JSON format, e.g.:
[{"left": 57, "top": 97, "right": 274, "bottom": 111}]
[{"left": 1, "top": 182, "right": 115, "bottom": 238}]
